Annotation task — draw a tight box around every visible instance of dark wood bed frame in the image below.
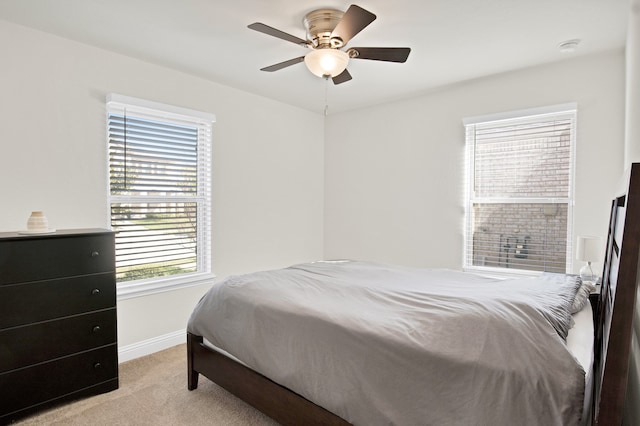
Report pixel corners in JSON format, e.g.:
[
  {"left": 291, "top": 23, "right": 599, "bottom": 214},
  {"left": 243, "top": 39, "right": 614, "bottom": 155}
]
[
  {"left": 187, "top": 163, "right": 640, "bottom": 426},
  {"left": 591, "top": 163, "right": 640, "bottom": 425}
]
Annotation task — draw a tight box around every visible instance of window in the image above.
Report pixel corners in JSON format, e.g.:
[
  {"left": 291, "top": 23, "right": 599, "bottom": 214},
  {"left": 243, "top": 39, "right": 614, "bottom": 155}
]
[
  {"left": 107, "top": 94, "right": 215, "bottom": 298},
  {"left": 463, "top": 104, "right": 576, "bottom": 275}
]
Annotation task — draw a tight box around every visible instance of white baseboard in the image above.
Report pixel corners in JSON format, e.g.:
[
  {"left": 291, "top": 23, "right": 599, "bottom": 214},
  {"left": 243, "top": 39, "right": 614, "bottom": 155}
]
[{"left": 118, "top": 329, "right": 185, "bottom": 363}]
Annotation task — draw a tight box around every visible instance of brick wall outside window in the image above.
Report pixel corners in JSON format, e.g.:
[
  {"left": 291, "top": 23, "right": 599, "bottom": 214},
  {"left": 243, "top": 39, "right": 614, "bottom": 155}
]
[{"left": 471, "top": 203, "right": 567, "bottom": 272}]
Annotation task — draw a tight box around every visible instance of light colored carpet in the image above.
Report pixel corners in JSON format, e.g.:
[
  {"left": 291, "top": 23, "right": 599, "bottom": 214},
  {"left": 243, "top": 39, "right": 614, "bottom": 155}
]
[{"left": 15, "top": 344, "right": 279, "bottom": 425}]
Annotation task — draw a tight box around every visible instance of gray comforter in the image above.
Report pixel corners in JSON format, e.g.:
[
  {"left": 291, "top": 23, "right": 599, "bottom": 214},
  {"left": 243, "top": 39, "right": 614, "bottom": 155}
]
[{"left": 188, "top": 261, "right": 585, "bottom": 425}]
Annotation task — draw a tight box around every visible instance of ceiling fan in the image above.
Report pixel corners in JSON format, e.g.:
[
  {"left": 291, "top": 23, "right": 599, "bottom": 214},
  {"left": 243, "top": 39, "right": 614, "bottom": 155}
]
[{"left": 248, "top": 4, "right": 411, "bottom": 85}]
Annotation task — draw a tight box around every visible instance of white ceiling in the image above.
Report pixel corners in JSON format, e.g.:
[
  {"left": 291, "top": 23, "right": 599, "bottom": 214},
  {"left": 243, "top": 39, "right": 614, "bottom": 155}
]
[{"left": 0, "top": 0, "right": 631, "bottom": 114}]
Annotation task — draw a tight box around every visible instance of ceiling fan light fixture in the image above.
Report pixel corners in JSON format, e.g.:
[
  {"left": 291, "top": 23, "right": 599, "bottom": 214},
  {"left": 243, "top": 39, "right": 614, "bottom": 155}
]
[{"left": 304, "top": 48, "right": 349, "bottom": 78}]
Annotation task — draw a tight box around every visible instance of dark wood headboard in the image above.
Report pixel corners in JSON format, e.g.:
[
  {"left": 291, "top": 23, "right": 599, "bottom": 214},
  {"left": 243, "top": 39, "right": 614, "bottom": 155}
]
[{"left": 593, "top": 162, "right": 640, "bottom": 425}]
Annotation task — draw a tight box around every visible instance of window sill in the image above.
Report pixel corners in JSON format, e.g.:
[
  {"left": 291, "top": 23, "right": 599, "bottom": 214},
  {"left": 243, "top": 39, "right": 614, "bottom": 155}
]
[{"left": 116, "top": 272, "right": 216, "bottom": 301}]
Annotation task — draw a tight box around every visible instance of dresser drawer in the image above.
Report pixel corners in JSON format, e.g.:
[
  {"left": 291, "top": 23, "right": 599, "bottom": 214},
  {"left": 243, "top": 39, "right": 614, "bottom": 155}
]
[
  {"left": 0, "top": 273, "right": 115, "bottom": 329},
  {"left": 0, "top": 344, "right": 118, "bottom": 417},
  {"left": 0, "top": 233, "right": 115, "bottom": 285},
  {"left": 0, "top": 309, "right": 117, "bottom": 373}
]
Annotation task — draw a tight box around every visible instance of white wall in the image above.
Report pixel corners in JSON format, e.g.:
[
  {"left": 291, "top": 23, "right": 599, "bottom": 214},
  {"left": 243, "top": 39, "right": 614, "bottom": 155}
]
[
  {"left": 0, "top": 20, "right": 325, "bottom": 348},
  {"left": 624, "top": 2, "right": 640, "bottom": 425},
  {"left": 626, "top": 1, "right": 640, "bottom": 166},
  {"left": 325, "top": 50, "right": 625, "bottom": 274}
]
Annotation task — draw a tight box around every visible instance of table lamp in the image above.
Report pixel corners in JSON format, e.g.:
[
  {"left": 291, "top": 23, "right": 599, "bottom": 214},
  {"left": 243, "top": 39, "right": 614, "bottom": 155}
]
[{"left": 576, "top": 236, "right": 602, "bottom": 282}]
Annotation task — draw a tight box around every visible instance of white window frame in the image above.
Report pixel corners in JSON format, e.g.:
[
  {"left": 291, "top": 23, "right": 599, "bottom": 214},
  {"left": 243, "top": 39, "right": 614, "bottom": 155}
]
[
  {"left": 462, "top": 103, "right": 577, "bottom": 277},
  {"left": 106, "top": 94, "right": 215, "bottom": 299}
]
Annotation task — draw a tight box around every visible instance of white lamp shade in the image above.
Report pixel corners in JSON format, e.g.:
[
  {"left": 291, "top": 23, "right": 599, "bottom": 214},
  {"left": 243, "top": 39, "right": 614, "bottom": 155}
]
[
  {"left": 576, "top": 236, "right": 603, "bottom": 262},
  {"left": 304, "top": 48, "right": 349, "bottom": 78}
]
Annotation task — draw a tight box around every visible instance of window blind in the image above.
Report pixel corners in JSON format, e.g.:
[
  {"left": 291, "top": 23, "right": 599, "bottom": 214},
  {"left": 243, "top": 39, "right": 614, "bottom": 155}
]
[
  {"left": 464, "top": 109, "right": 575, "bottom": 274},
  {"left": 107, "top": 96, "right": 213, "bottom": 285},
  {"left": 108, "top": 114, "right": 199, "bottom": 196}
]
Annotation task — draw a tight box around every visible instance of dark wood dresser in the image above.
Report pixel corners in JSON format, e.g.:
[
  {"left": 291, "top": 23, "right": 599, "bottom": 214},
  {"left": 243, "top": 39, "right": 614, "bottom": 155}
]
[{"left": 0, "top": 228, "right": 118, "bottom": 422}]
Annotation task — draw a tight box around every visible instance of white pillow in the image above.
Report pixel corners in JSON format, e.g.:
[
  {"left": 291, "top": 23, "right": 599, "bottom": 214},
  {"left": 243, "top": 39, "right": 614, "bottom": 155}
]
[{"left": 572, "top": 281, "right": 596, "bottom": 314}]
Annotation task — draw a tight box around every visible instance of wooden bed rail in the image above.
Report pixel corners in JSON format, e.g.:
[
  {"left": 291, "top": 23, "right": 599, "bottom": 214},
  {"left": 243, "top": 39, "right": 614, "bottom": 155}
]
[{"left": 187, "top": 332, "right": 350, "bottom": 426}]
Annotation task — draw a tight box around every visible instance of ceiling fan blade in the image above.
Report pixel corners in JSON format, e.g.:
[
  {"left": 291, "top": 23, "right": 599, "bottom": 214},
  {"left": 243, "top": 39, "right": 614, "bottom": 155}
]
[
  {"left": 349, "top": 47, "right": 411, "bottom": 63},
  {"left": 331, "top": 5, "right": 376, "bottom": 45},
  {"left": 260, "top": 56, "right": 305, "bottom": 72},
  {"left": 332, "top": 69, "right": 352, "bottom": 85},
  {"left": 248, "top": 22, "right": 308, "bottom": 47}
]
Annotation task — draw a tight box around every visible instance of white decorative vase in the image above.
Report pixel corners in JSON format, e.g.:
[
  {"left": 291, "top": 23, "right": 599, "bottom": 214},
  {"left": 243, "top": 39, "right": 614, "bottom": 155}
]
[{"left": 27, "top": 211, "right": 49, "bottom": 231}]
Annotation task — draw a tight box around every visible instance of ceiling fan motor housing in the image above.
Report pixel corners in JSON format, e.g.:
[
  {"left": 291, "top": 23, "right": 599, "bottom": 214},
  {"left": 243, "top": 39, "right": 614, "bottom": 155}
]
[{"left": 304, "top": 9, "right": 344, "bottom": 48}]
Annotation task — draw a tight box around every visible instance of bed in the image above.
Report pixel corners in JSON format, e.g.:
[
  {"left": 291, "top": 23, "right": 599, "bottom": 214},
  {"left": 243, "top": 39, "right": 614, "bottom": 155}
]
[{"left": 187, "top": 163, "right": 640, "bottom": 425}]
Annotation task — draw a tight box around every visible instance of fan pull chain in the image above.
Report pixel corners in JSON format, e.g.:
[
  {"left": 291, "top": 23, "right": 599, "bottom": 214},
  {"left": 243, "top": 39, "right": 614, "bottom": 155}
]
[{"left": 324, "top": 76, "right": 329, "bottom": 116}]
